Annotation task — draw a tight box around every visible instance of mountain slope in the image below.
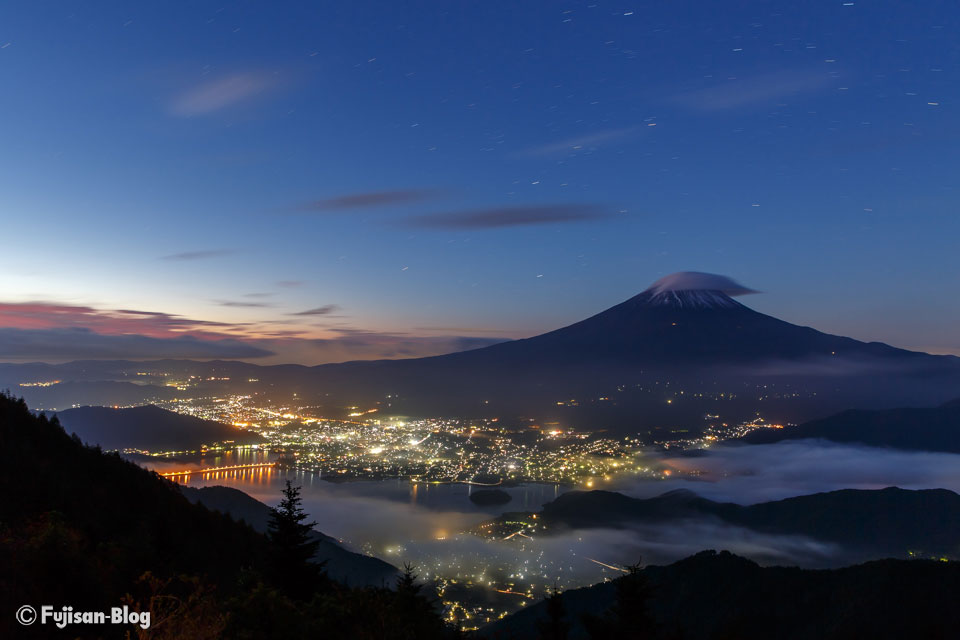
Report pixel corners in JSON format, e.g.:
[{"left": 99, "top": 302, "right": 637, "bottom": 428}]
[
  {"left": 55, "top": 404, "right": 263, "bottom": 451},
  {"left": 0, "top": 393, "right": 274, "bottom": 636},
  {"left": 180, "top": 485, "right": 398, "bottom": 586},
  {"left": 482, "top": 550, "right": 960, "bottom": 640},
  {"left": 741, "top": 398, "right": 960, "bottom": 452},
  {"left": 0, "top": 393, "right": 453, "bottom": 639}
]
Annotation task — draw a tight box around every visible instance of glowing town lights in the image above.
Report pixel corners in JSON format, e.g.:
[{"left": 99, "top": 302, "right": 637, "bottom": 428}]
[{"left": 19, "top": 380, "right": 61, "bottom": 387}]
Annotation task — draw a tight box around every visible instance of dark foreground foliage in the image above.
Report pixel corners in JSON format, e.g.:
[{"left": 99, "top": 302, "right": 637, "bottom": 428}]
[
  {"left": 0, "top": 393, "right": 458, "bottom": 639},
  {"left": 487, "top": 550, "right": 960, "bottom": 640}
]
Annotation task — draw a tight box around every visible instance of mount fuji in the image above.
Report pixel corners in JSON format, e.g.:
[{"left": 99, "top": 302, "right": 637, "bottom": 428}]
[{"left": 299, "top": 272, "right": 960, "bottom": 431}]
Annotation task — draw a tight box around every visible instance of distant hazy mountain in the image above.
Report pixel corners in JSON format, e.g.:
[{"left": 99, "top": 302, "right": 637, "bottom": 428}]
[
  {"left": 492, "top": 487, "right": 960, "bottom": 559},
  {"left": 3, "top": 380, "right": 179, "bottom": 411},
  {"left": 741, "top": 398, "right": 960, "bottom": 452},
  {"left": 482, "top": 550, "right": 960, "bottom": 640},
  {"left": 180, "top": 485, "right": 397, "bottom": 586},
  {"left": 55, "top": 404, "right": 263, "bottom": 451}
]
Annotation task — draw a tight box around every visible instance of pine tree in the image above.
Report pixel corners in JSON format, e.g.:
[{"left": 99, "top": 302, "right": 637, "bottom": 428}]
[
  {"left": 266, "top": 480, "right": 324, "bottom": 597},
  {"left": 583, "top": 560, "right": 656, "bottom": 640},
  {"left": 396, "top": 562, "right": 422, "bottom": 595},
  {"left": 390, "top": 563, "right": 448, "bottom": 640},
  {"left": 610, "top": 560, "right": 655, "bottom": 638},
  {"left": 537, "top": 586, "right": 570, "bottom": 640}
]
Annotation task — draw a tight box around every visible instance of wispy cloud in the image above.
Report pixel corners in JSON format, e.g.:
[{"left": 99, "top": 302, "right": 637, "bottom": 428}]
[
  {"left": 0, "top": 301, "right": 272, "bottom": 360},
  {"left": 520, "top": 126, "right": 643, "bottom": 156},
  {"left": 405, "top": 204, "right": 613, "bottom": 230},
  {"left": 669, "top": 69, "right": 834, "bottom": 112},
  {"left": 169, "top": 71, "right": 279, "bottom": 116},
  {"left": 289, "top": 305, "right": 340, "bottom": 316},
  {"left": 0, "top": 302, "right": 245, "bottom": 339},
  {"left": 299, "top": 189, "right": 439, "bottom": 212},
  {"left": 160, "top": 249, "right": 235, "bottom": 261},
  {"left": 0, "top": 327, "right": 272, "bottom": 360},
  {"left": 0, "top": 301, "right": 508, "bottom": 364},
  {"left": 216, "top": 300, "right": 273, "bottom": 308}
]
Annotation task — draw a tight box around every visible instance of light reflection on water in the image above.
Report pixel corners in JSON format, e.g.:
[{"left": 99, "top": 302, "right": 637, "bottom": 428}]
[
  {"left": 153, "top": 449, "right": 567, "bottom": 539},
  {"left": 148, "top": 449, "right": 607, "bottom": 590},
  {"left": 172, "top": 460, "right": 565, "bottom": 513}
]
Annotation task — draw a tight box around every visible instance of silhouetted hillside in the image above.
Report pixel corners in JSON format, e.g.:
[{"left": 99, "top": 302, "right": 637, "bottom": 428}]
[
  {"left": 494, "top": 487, "right": 960, "bottom": 559},
  {"left": 742, "top": 398, "right": 960, "bottom": 452},
  {"left": 484, "top": 550, "right": 960, "bottom": 639},
  {"left": 180, "top": 485, "right": 398, "bottom": 586},
  {"left": 55, "top": 404, "right": 264, "bottom": 451},
  {"left": 0, "top": 393, "right": 455, "bottom": 639}
]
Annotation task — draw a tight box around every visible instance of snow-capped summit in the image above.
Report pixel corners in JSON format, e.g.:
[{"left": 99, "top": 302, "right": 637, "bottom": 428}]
[{"left": 639, "top": 271, "right": 758, "bottom": 309}]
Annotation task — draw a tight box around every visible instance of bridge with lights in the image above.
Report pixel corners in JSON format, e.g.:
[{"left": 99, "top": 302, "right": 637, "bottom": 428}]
[{"left": 160, "top": 462, "right": 276, "bottom": 478}]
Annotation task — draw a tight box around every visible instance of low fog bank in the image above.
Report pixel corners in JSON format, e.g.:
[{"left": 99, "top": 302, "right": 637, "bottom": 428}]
[
  {"left": 142, "top": 438, "right": 960, "bottom": 590},
  {"left": 615, "top": 439, "right": 960, "bottom": 504}
]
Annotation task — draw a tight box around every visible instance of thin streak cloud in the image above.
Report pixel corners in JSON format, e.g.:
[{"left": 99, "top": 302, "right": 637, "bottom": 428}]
[
  {"left": 170, "top": 71, "right": 279, "bottom": 116},
  {"left": 405, "top": 204, "right": 613, "bottom": 230},
  {"left": 669, "top": 69, "right": 835, "bottom": 111},
  {"left": 216, "top": 301, "right": 273, "bottom": 308},
  {"left": 520, "top": 126, "right": 643, "bottom": 156},
  {"left": 289, "top": 305, "right": 340, "bottom": 316}
]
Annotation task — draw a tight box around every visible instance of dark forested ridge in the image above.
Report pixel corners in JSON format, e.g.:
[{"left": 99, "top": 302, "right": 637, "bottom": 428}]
[
  {"left": 741, "top": 398, "right": 960, "bottom": 452},
  {"left": 484, "top": 550, "right": 960, "bottom": 640},
  {"left": 180, "top": 485, "right": 398, "bottom": 586},
  {"left": 491, "top": 487, "right": 960, "bottom": 560},
  {"left": 0, "top": 393, "right": 455, "bottom": 639}
]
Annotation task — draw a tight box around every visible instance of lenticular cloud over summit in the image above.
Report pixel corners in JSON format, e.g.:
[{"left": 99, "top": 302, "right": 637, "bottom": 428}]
[{"left": 646, "top": 272, "right": 759, "bottom": 297}]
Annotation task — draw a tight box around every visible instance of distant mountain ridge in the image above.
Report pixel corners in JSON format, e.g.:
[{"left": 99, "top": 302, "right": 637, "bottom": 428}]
[
  {"left": 741, "top": 398, "right": 960, "bottom": 452},
  {"left": 54, "top": 404, "right": 263, "bottom": 451},
  {"left": 490, "top": 487, "right": 960, "bottom": 560}
]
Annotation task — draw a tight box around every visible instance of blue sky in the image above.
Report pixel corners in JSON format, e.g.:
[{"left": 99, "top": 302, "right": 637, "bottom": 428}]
[{"left": 1, "top": 1, "right": 958, "bottom": 363}]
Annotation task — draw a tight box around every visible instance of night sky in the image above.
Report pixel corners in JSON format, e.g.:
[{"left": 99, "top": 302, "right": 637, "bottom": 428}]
[{"left": 1, "top": 1, "right": 958, "bottom": 364}]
